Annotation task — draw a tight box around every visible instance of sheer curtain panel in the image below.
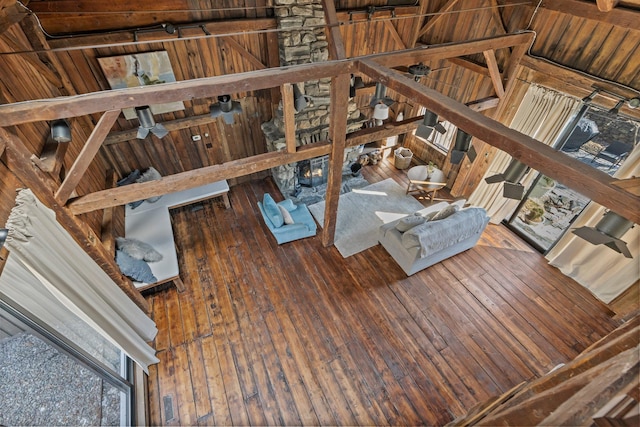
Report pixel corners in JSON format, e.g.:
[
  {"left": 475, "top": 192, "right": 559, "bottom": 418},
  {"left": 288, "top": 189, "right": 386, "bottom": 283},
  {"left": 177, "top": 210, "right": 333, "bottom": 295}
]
[{"left": 0, "top": 189, "right": 158, "bottom": 371}]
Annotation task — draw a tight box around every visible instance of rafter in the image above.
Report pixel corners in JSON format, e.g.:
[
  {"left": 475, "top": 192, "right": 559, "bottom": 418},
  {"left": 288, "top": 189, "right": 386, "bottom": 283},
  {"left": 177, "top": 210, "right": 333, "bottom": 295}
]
[
  {"left": 0, "top": 33, "right": 534, "bottom": 128},
  {"left": 415, "top": 0, "right": 460, "bottom": 40},
  {"left": 483, "top": 50, "right": 505, "bottom": 98},
  {"left": 518, "top": 0, "right": 638, "bottom": 30},
  {"left": 219, "top": 37, "right": 267, "bottom": 70},
  {"left": 55, "top": 110, "right": 120, "bottom": 204}
]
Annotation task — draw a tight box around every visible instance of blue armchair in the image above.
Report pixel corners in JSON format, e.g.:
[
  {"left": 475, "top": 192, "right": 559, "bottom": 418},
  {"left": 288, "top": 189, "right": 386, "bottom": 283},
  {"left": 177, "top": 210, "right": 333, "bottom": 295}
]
[{"left": 258, "top": 194, "right": 317, "bottom": 244}]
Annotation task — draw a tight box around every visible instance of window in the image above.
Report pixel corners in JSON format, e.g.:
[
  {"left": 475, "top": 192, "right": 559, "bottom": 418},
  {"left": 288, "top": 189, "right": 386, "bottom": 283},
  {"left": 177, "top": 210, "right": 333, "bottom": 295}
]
[{"left": 413, "top": 107, "right": 457, "bottom": 153}]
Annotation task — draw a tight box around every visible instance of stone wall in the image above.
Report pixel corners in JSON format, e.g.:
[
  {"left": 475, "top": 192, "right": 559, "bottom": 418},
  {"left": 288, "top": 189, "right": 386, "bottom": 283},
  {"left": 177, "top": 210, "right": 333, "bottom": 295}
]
[{"left": 262, "top": 0, "right": 366, "bottom": 196}]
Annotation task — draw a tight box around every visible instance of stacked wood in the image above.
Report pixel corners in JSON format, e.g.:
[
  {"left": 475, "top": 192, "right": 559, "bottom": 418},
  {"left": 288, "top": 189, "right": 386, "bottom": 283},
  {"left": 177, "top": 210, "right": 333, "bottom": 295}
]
[{"left": 448, "top": 315, "right": 640, "bottom": 426}]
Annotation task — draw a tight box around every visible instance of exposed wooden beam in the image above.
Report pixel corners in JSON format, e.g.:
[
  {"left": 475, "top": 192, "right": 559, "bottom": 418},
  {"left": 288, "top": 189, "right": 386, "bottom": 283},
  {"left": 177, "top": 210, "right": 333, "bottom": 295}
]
[
  {"left": 537, "top": 0, "right": 638, "bottom": 30},
  {"left": 55, "top": 110, "right": 120, "bottom": 203},
  {"left": 0, "top": 33, "right": 534, "bottom": 127},
  {"left": 67, "top": 142, "right": 333, "bottom": 214},
  {"left": 384, "top": 20, "right": 407, "bottom": 50},
  {"left": 483, "top": 50, "right": 505, "bottom": 98},
  {"left": 369, "top": 32, "right": 536, "bottom": 69},
  {"left": 101, "top": 170, "right": 118, "bottom": 256},
  {"left": 321, "top": 0, "right": 348, "bottom": 247},
  {"left": 447, "top": 57, "right": 492, "bottom": 77},
  {"left": 0, "top": 60, "right": 354, "bottom": 127},
  {"left": 322, "top": 73, "right": 350, "bottom": 247},
  {"left": 0, "top": 126, "right": 149, "bottom": 312},
  {"left": 596, "top": 0, "right": 619, "bottom": 11},
  {"left": 356, "top": 59, "right": 640, "bottom": 224},
  {"left": 415, "top": 0, "right": 461, "bottom": 39},
  {"left": 219, "top": 37, "right": 267, "bottom": 70},
  {"left": 281, "top": 83, "right": 297, "bottom": 154},
  {"left": 0, "top": 0, "right": 27, "bottom": 35}
]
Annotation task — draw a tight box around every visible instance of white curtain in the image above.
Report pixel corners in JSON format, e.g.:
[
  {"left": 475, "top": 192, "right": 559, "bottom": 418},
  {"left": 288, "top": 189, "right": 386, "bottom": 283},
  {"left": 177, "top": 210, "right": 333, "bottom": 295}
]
[
  {"left": 546, "top": 144, "right": 640, "bottom": 303},
  {"left": 468, "top": 85, "right": 582, "bottom": 223},
  {"left": 0, "top": 189, "right": 158, "bottom": 371}
]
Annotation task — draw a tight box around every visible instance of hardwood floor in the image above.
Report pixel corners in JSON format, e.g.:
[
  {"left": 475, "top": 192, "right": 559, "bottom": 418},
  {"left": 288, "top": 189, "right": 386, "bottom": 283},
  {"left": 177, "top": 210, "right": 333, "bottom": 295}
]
[{"left": 145, "top": 156, "right": 619, "bottom": 426}]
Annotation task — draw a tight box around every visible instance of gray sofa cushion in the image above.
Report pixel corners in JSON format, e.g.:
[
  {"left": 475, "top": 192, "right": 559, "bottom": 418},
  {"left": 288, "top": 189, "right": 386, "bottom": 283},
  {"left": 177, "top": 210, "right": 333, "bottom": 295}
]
[
  {"left": 402, "top": 208, "right": 488, "bottom": 258},
  {"left": 396, "top": 213, "right": 426, "bottom": 232}
]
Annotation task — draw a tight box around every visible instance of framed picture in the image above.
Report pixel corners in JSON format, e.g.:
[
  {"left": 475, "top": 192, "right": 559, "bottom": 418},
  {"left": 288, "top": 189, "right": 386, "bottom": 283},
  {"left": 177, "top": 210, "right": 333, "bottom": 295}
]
[{"left": 98, "top": 51, "right": 184, "bottom": 120}]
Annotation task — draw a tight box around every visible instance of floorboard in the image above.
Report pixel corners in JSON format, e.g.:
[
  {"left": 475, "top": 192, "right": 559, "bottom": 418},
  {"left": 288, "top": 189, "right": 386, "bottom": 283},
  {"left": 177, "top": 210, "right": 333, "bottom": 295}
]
[{"left": 146, "top": 156, "right": 620, "bottom": 426}]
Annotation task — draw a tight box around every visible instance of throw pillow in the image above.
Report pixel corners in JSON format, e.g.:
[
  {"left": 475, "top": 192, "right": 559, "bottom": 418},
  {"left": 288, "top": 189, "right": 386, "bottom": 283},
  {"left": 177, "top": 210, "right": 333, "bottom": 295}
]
[
  {"left": 396, "top": 213, "right": 426, "bottom": 233},
  {"left": 136, "top": 167, "right": 163, "bottom": 204},
  {"left": 263, "top": 194, "right": 284, "bottom": 228},
  {"left": 278, "top": 204, "right": 295, "bottom": 225},
  {"left": 431, "top": 204, "right": 459, "bottom": 221},
  {"left": 115, "top": 250, "right": 157, "bottom": 283},
  {"left": 116, "top": 237, "right": 163, "bottom": 262},
  {"left": 422, "top": 210, "right": 440, "bottom": 221},
  {"left": 117, "top": 169, "right": 141, "bottom": 186}
]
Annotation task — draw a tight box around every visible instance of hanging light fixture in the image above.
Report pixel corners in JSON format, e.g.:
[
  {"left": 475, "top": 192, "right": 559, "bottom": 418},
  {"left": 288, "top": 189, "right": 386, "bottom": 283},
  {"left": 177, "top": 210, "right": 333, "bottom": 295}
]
[
  {"left": 372, "top": 103, "right": 389, "bottom": 126},
  {"left": 608, "top": 99, "right": 625, "bottom": 115},
  {"left": 582, "top": 88, "right": 600, "bottom": 103},
  {"left": 628, "top": 97, "right": 640, "bottom": 109},
  {"left": 292, "top": 84, "right": 309, "bottom": 113},
  {"left": 0, "top": 228, "right": 7, "bottom": 248},
  {"left": 415, "top": 109, "right": 446, "bottom": 140},
  {"left": 450, "top": 129, "right": 477, "bottom": 164},
  {"left": 135, "top": 106, "right": 169, "bottom": 139},
  {"left": 369, "top": 83, "right": 395, "bottom": 107},
  {"left": 349, "top": 74, "right": 364, "bottom": 97},
  {"left": 484, "top": 158, "right": 530, "bottom": 199},
  {"left": 51, "top": 119, "right": 71, "bottom": 143},
  {"left": 573, "top": 211, "right": 634, "bottom": 258},
  {"left": 210, "top": 94, "right": 243, "bottom": 124}
]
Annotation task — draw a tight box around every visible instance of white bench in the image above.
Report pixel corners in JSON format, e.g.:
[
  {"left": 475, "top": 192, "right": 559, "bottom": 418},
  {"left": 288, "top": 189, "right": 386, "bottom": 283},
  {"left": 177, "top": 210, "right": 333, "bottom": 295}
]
[{"left": 124, "top": 180, "right": 230, "bottom": 292}]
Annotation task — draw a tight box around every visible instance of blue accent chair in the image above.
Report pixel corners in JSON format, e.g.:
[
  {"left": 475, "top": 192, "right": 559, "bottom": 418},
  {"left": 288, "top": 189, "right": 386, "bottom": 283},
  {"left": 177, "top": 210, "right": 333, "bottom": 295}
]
[{"left": 258, "top": 194, "right": 317, "bottom": 244}]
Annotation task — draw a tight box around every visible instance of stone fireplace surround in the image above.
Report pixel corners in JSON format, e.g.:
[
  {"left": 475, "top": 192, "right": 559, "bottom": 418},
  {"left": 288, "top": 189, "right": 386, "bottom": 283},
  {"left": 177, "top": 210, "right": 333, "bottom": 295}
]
[{"left": 261, "top": 0, "right": 368, "bottom": 197}]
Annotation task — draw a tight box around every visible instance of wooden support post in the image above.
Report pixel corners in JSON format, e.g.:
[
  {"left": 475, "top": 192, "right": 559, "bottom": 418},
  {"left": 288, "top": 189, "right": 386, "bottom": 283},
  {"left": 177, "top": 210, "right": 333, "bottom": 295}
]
[
  {"left": 281, "top": 83, "right": 297, "bottom": 154},
  {"left": 483, "top": 50, "right": 505, "bottom": 98}
]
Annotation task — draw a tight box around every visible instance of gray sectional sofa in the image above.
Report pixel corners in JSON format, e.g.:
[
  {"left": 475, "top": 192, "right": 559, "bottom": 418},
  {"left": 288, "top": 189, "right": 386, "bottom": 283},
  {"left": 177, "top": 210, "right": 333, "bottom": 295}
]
[{"left": 378, "top": 201, "right": 489, "bottom": 276}]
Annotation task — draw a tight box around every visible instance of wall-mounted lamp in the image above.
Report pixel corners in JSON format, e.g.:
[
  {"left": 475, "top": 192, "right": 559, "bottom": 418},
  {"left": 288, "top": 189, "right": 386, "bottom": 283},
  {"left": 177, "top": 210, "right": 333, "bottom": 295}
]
[
  {"left": 51, "top": 119, "right": 71, "bottom": 143},
  {"left": 210, "top": 95, "right": 243, "bottom": 124},
  {"left": 582, "top": 89, "right": 600, "bottom": 103},
  {"left": 484, "top": 158, "right": 530, "bottom": 200},
  {"left": 135, "top": 106, "right": 169, "bottom": 139},
  {"left": 0, "top": 228, "right": 7, "bottom": 247},
  {"left": 573, "top": 211, "right": 634, "bottom": 258},
  {"left": 372, "top": 103, "right": 389, "bottom": 126},
  {"left": 450, "top": 129, "right": 476, "bottom": 164},
  {"left": 369, "top": 83, "right": 395, "bottom": 107}
]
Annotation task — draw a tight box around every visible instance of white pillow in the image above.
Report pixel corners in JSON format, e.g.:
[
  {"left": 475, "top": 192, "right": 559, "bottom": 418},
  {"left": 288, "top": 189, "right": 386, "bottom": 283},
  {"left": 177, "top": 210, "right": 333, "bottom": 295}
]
[
  {"left": 278, "top": 205, "right": 295, "bottom": 225},
  {"left": 431, "top": 204, "right": 459, "bottom": 221},
  {"left": 116, "top": 237, "right": 163, "bottom": 262}
]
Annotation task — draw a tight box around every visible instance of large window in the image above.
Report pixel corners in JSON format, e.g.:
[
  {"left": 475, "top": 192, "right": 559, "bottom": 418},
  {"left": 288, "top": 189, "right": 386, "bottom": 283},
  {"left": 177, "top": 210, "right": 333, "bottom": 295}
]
[{"left": 506, "top": 104, "right": 638, "bottom": 252}]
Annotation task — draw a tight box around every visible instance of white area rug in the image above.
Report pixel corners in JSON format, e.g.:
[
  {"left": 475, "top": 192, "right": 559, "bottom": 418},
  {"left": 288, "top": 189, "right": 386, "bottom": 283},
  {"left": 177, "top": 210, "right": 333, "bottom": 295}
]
[{"left": 308, "top": 178, "right": 425, "bottom": 258}]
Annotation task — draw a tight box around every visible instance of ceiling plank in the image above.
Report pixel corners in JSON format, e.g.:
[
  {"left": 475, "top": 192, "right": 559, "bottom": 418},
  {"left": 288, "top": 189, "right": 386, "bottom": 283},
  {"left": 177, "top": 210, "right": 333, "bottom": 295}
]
[
  {"left": 483, "top": 50, "right": 505, "bottom": 98},
  {"left": 0, "top": 126, "right": 149, "bottom": 312},
  {"left": 67, "top": 142, "right": 333, "bottom": 214},
  {"left": 281, "top": 83, "right": 297, "bottom": 154},
  {"left": 537, "top": 0, "right": 638, "bottom": 30},
  {"left": 104, "top": 114, "right": 218, "bottom": 145},
  {"left": 55, "top": 110, "right": 120, "bottom": 203},
  {"left": 356, "top": 58, "right": 640, "bottom": 224}
]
